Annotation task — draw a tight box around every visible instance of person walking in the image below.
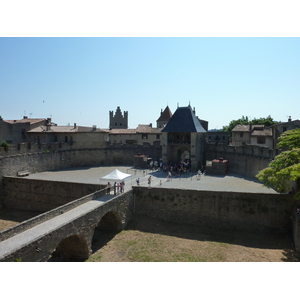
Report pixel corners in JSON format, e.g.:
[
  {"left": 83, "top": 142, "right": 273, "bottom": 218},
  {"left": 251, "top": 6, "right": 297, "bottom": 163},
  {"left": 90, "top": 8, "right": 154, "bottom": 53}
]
[
  {"left": 148, "top": 176, "right": 152, "bottom": 186},
  {"left": 107, "top": 182, "right": 111, "bottom": 195},
  {"left": 113, "top": 182, "right": 117, "bottom": 195},
  {"left": 197, "top": 169, "right": 201, "bottom": 180}
]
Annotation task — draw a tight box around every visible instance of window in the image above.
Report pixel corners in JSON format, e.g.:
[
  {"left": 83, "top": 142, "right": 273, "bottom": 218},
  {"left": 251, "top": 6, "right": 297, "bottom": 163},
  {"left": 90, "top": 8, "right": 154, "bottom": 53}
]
[
  {"left": 257, "top": 137, "right": 266, "bottom": 144},
  {"left": 142, "top": 133, "right": 148, "bottom": 139},
  {"left": 65, "top": 136, "right": 68, "bottom": 143},
  {"left": 240, "top": 132, "right": 244, "bottom": 138},
  {"left": 156, "top": 134, "right": 160, "bottom": 139}
]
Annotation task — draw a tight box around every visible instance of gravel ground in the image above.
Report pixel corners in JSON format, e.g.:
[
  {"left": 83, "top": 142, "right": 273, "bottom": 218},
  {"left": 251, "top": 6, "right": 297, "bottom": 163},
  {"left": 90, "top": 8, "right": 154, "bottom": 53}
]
[{"left": 25, "top": 165, "right": 278, "bottom": 194}]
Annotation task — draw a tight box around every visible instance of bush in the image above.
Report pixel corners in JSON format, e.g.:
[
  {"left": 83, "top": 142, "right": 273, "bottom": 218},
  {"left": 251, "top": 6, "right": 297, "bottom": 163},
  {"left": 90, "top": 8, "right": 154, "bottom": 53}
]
[{"left": 0, "top": 141, "right": 10, "bottom": 150}]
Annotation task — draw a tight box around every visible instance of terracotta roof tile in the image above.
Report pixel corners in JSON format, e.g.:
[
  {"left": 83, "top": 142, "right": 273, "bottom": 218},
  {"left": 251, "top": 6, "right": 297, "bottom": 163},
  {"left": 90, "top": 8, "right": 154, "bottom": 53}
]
[
  {"left": 28, "top": 126, "right": 104, "bottom": 133},
  {"left": 5, "top": 118, "right": 46, "bottom": 125},
  {"left": 232, "top": 125, "right": 250, "bottom": 132},
  {"left": 156, "top": 106, "right": 172, "bottom": 122},
  {"left": 109, "top": 129, "right": 137, "bottom": 134},
  {"left": 251, "top": 128, "right": 272, "bottom": 136}
]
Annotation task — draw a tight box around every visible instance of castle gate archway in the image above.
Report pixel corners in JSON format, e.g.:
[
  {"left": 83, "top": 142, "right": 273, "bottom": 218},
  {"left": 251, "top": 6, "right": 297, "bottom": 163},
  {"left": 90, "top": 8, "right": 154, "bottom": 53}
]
[{"left": 176, "top": 147, "right": 191, "bottom": 165}]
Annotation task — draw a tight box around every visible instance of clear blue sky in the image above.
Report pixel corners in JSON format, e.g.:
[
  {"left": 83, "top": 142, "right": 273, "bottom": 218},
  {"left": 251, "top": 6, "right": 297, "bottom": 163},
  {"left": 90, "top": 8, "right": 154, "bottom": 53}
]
[{"left": 1, "top": 37, "right": 299, "bottom": 130}]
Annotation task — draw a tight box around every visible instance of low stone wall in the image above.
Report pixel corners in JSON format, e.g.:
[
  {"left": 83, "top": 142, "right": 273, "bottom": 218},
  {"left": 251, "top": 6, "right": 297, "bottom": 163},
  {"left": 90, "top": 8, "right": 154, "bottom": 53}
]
[
  {"left": 133, "top": 187, "right": 294, "bottom": 232},
  {"left": 3, "top": 177, "right": 106, "bottom": 212}
]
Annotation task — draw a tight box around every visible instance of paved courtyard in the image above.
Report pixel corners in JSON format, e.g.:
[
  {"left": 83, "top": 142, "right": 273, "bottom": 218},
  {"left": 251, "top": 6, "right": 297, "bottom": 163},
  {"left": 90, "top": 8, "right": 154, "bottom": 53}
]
[{"left": 25, "top": 165, "right": 278, "bottom": 194}]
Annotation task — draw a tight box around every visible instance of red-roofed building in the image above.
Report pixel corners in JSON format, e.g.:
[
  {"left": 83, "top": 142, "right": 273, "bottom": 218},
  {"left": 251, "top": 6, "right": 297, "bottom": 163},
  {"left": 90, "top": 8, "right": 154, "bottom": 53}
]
[{"left": 156, "top": 106, "right": 172, "bottom": 128}]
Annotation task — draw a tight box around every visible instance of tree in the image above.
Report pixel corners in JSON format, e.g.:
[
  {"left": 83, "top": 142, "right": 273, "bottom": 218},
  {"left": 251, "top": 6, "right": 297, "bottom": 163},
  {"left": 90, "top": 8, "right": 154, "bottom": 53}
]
[{"left": 256, "top": 128, "right": 300, "bottom": 199}]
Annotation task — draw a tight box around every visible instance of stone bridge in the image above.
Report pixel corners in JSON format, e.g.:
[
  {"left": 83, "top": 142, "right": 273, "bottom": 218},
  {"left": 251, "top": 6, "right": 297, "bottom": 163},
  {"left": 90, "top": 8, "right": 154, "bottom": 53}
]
[{"left": 0, "top": 189, "right": 133, "bottom": 262}]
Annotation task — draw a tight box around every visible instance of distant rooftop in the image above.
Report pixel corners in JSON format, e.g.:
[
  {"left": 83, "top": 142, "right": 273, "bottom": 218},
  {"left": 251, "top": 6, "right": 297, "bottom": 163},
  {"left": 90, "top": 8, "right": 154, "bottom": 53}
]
[
  {"left": 4, "top": 116, "right": 47, "bottom": 125},
  {"left": 156, "top": 106, "right": 172, "bottom": 122},
  {"left": 28, "top": 125, "right": 104, "bottom": 133}
]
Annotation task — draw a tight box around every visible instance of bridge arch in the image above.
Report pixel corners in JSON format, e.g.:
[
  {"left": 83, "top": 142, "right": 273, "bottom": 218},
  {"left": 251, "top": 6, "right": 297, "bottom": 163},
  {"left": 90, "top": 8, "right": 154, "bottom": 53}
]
[
  {"left": 91, "top": 210, "right": 123, "bottom": 254},
  {"left": 97, "top": 210, "right": 123, "bottom": 231},
  {"left": 49, "top": 234, "right": 90, "bottom": 262}
]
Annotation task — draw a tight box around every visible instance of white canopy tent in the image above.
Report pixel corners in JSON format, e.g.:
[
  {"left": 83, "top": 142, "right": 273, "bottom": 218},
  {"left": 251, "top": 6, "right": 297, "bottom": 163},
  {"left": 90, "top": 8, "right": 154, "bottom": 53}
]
[{"left": 100, "top": 169, "right": 132, "bottom": 182}]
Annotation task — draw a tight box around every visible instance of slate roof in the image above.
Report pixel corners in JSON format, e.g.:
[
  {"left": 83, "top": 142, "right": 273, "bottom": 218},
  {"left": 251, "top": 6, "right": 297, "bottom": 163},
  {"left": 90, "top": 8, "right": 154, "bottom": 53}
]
[
  {"left": 161, "top": 106, "right": 206, "bottom": 133},
  {"left": 156, "top": 106, "right": 172, "bottom": 122}
]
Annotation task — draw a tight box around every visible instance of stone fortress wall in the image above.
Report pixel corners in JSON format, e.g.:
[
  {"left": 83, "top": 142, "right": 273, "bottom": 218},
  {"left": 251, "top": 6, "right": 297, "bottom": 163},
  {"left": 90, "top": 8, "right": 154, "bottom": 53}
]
[
  {"left": 3, "top": 177, "right": 105, "bottom": 212},
  {"left": 0, "top": 142, "right": 161, "bottom": 206},
  {"left": 0, "top": 141, "right": 277, "bottom": 207},
  {"left": 133, "top": 186, "right": 294, "bottom": 232},
  {"left": 205, "top": 143, "right": 278, "bottom": 178}
]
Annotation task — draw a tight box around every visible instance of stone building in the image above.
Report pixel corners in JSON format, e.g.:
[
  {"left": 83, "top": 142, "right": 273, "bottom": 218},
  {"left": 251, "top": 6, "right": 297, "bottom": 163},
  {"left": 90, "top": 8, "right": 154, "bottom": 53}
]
[
  {"left": 161, "top": 105, "right": 207, "bottom": 171},
  {"left": 232, "top": 124, "right": 273, "bottom": 148},
  {"left": 272, "top": 117, "right": 300, "bottom": 149},
  {"left": 232, "top": 117, "right": 300, "bottom": 149},
  {"left": 27, "top": 123, "right": 108, "bottom": 149},
  {"left": 206, "top": 131, "right": 229, "bottom": 145},
  {"left": 0, "top": 116, "right": 49, "bottom": 145},
  {"left": 106, "top": 124, "right": 162, "bottom": 145},
  {"left": 109, "top": 107, "right": 128, "bottom": 129}
]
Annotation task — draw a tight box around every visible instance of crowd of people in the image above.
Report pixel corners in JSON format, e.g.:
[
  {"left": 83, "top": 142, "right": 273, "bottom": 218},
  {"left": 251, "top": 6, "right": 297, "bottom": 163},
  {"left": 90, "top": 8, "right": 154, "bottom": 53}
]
[
  {"left": 106, "top": 161, "right": 206, "bottom": 193},
  {"left": 106, "top": 181, "right": 125, "bottom": 195},
  {"left": 148, "top": 160, "right": 193, "bottom": 174}
]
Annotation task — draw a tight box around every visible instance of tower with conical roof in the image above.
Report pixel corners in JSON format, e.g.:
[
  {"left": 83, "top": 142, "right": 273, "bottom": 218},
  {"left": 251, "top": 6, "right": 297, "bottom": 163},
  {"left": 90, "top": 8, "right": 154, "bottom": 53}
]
[
  {"left": 156, "top": 106, "right": 172, "bottom": 128},
  {"left": 161, "top": 105, "right": 207, "bottom": 171}
]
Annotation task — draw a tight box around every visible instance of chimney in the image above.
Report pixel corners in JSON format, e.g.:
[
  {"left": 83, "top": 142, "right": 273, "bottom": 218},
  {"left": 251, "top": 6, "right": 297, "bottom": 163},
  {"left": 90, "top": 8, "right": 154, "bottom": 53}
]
[
  {"left": 92, "top": 125, "right": 96, "bottom": 131},
  {"left": 47, "top": 118, "right": 51, "bottom": 125},
  {"left": 288, "top": 116, "right": 292, "bottom": 122},
  {"left": 193, "top": 107, "right": 196, "bottom": 115},
  {"left": 74, "top": 123, "right": 76, "bottom": 129},
  {"left": 23, "top": 116, "right": 28, "bottom": 119},
  {"left": 149, "top": 123, "right": 152, "bottom": 127}
]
